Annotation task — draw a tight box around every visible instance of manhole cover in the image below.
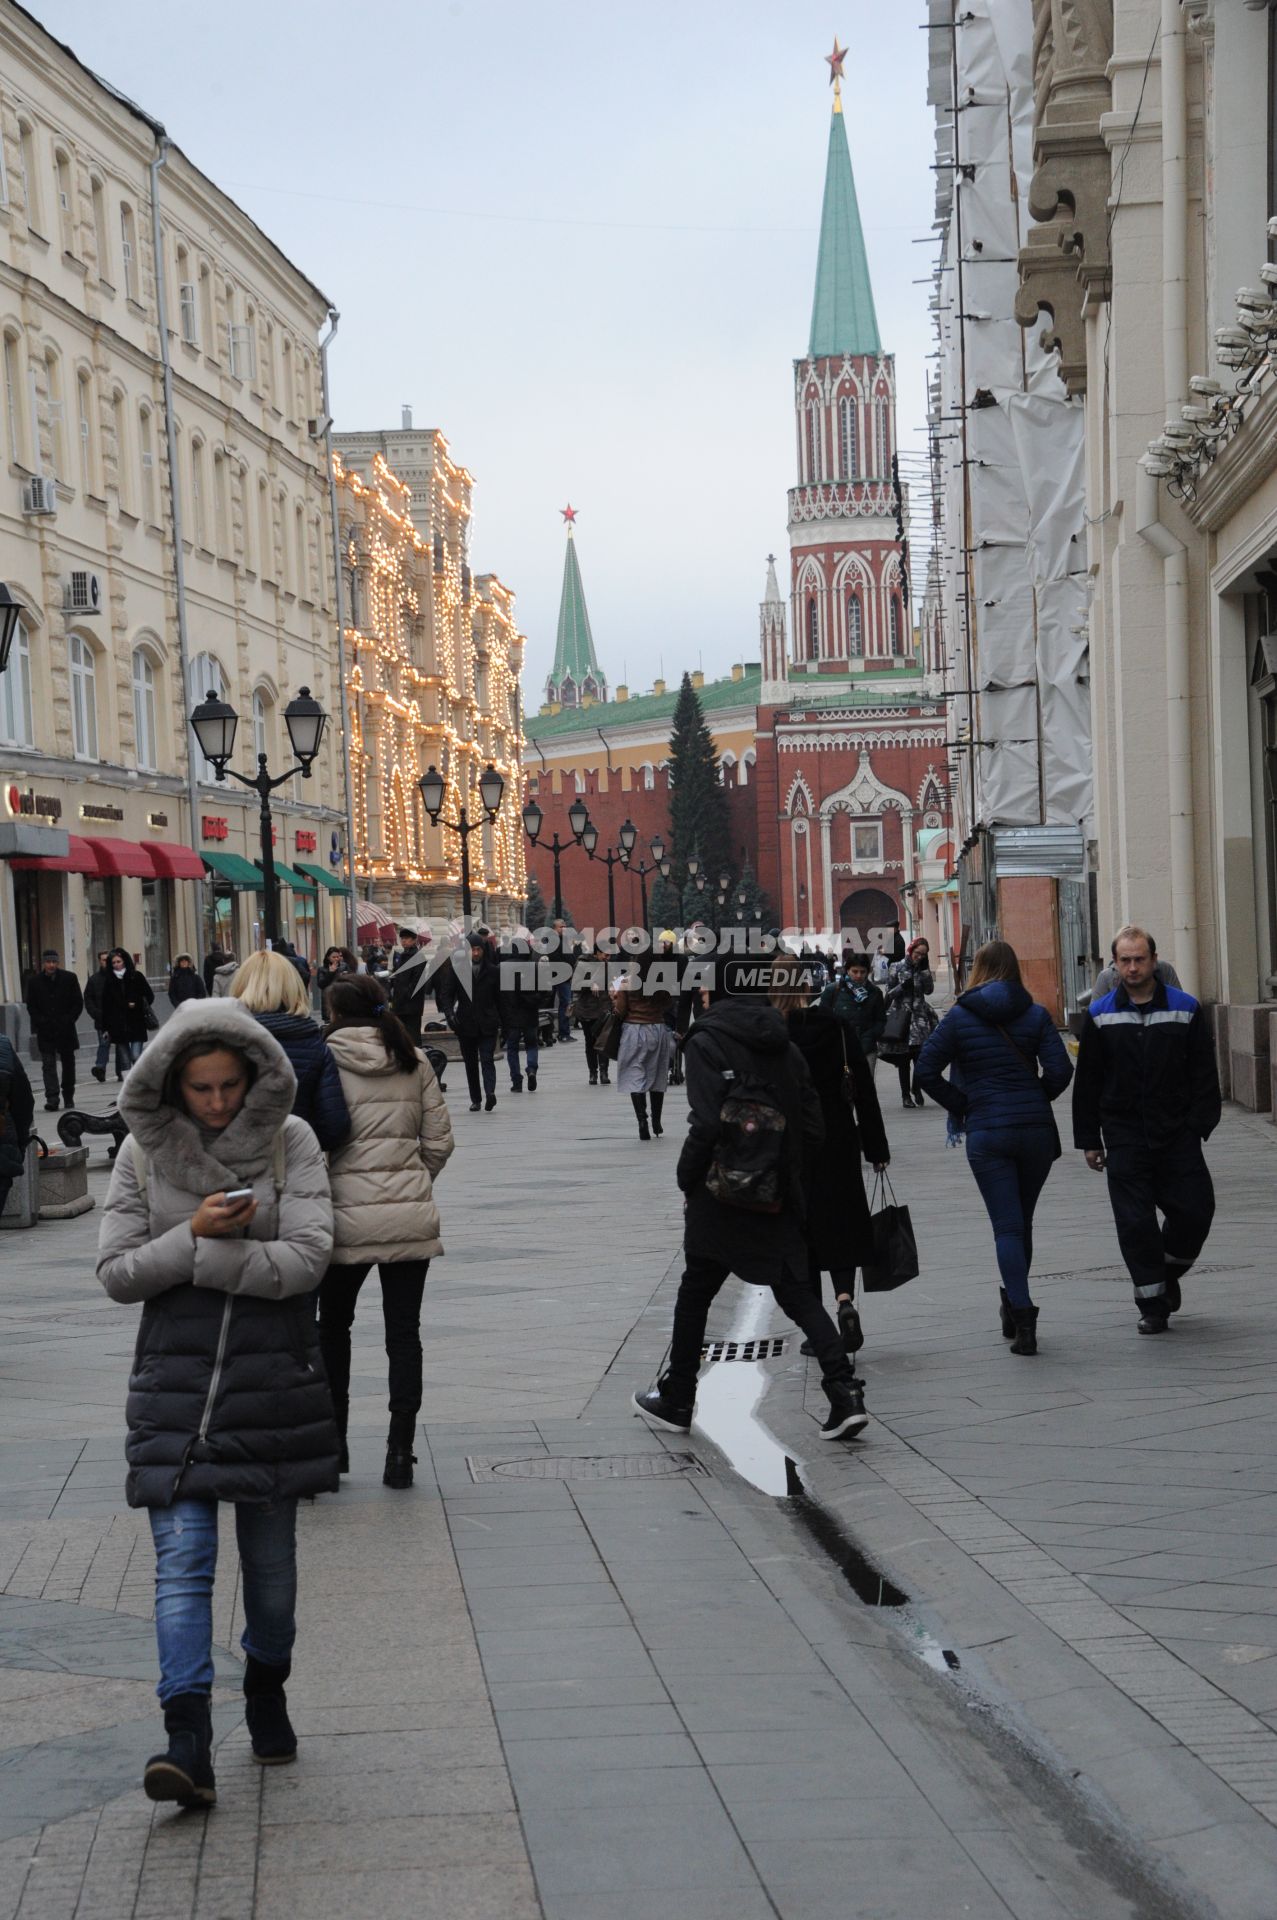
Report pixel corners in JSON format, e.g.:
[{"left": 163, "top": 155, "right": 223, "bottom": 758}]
[
  {"left": 466, "top": 1452, "right": 708, "bottom": 1483},
  {"left": 702, "top": 1338, "right": 787, "bottom": 1362}
]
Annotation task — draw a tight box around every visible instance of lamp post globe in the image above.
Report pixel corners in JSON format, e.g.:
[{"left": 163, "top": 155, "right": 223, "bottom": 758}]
[
  {"left": 567, "top": 796, "right": 589, "bottom": 840},
  {"left": 521, "top": 797, "right": 544, "bottom": 844},
  {"left": 659, "top": 858, "right": 671, "bottom": 879},
  {"left": 718, "top": 871, "right": 730, "bottom": 892},
  {"left": 282, "top": 685, "right": 327, "bottom": 771},
  {"left": 189, "top": 688, "right": 239, "bottom": 777},
  {"left": 419, "top": 764, "right": 446, "bottom": 822},
  {"left": 686, "top": 852, "right": 700, "bottom": 879},
  {"left": 649, "top": 834, "right": 665, "bottom": 863},
  {"left": 580, "top": 822, "right": 599, "bottom": 856},
  {"left": 478, "top": 763, "right": 505, "bottom": 818},
  {"left": 0, "top": 583, "right": 21, "bottom": 676},
  {"left": 618, "top": 818, "right": 637, "bottom": 856}
]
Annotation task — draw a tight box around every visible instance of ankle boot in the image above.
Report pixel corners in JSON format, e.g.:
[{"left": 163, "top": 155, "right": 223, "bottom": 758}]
[
  {"left": 144, "top": 1692, "right": 216, "bottom": 1807},
  {"left": 243, "top": 1655, "right": 297, "bottom": 1765},
  {"left": 998, "top": 1288, "right": 1015, "bottom": 1340},
  {"left": 1009, "top": 1305, "right": 1039, "bottom": 1356},
  {"left": 384, "top": 1412, "right": 417, "bottom": 1489}
]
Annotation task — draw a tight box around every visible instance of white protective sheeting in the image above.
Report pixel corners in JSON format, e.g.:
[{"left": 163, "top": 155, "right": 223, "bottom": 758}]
[{"left": 929, "top": 0, "right": 1093, "bottom": 834}]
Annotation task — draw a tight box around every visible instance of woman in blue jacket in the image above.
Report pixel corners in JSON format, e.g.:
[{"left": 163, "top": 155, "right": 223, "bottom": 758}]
[
  {"left": 916, "top": 941, "right": 1072, "bottom": 1354},
  {"left": 228, "top": 951, "right": 351, "bottom": 1155}
]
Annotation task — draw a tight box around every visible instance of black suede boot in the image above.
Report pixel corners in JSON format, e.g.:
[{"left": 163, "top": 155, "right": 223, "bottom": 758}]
[
  {"left": 384, "top": 1412, "right": 417, "bottom": 1490},
  {"left": 631, "top": 1093, "right": 650, "bottom": 1140},
  {"left": 1009, "top": 1306, "right": 1039, "bottom": 1355},
  {"left": 244, "top": 1655, "right": 297, "bottom": 1764},
  {"left": 998, "top": 1288, "right": 1015, "bottom": 1339},
  {"left": 144, "top": 1692, "right": 216, "bottom": 1807},
  {"left": 650, "top": 1092, "right": 665, "bottom": 1137}
]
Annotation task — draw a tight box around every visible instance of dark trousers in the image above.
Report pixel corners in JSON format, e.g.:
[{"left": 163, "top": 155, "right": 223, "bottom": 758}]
[
  {"left": 504, "top": 1018, "right": 539, "bottom": 1087},
  {"left": 318, "top": 1259, "right": 430, "bottom": 1428},
  {"left": 1105, "top": 1133, "right": 1215, "bottom": 1307},
  {"left": 458, "top": 1034, "right": 497, "bottom": 1103},
  {"left": 966, "top": 1127, "right": 1057, "bottom": 1308},
  {"left": 38, "top": 1042, "right": 76, "bottom": 1105},
  {"left": 555, "top": 980, "right": 572, "bottom": 1039},
  {"left": 583, "top": 1033, "right": 610, "bottom": 1080},
  {"left": 808, "top": 1252, "right": 856, "bottom": 1302},
  {"left": 666, "top": 1251, "right": 853, "bottom": 1405},
  {"left": 893, "top": 1049, "right": 921, "bottom": 1098}
]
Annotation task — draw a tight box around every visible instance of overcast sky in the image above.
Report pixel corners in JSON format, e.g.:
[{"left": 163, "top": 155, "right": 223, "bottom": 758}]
[{"left": 38, "top": 0, "right": 935, "bottom": 700}]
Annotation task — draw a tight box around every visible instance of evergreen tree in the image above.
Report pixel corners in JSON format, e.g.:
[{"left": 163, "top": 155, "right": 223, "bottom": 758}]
[
  {"left": 648, "top": 874, "right": 682, "bottom": 936},
  {"left": 732, "top": 856, "right": 769, "bottom": 931},
  {"left": 667, "top": 672, "right": 731, "bottom": 904},
  {"left": 525, "top": 874, "right": 548, "bottom": 931}
]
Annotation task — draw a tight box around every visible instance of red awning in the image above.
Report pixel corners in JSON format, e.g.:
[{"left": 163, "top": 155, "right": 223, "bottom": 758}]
[
  {"left": 80, "top": 836, "right": 157, "bottom": 878},
  {"left": 147, "top": 841, "right": 206, "bottom": 880},
  {"left": 9, "top": 833, "right": 100, "bottom": 875}
]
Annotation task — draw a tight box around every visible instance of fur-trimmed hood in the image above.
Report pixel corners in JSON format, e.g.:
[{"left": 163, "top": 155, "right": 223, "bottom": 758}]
[{"left": 117, "top": 998, "right": 297, "bottom": 1193}]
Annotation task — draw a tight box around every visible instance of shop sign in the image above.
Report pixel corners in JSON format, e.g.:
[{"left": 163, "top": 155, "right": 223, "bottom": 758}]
[
  {"left": 81, "top": 801, "right": 125, "bottom": 823},
  {"left": 148, "top": 811, "right": 169, "bottom": 829},
  {"left": 6, "top": 783, "right": 63, "bottom": 821},
  {"left": 295, "top": 830, "right": 317, "bottom": 853},
  {"left": 202, "top": 815, "right": 229, "bottom": 840}
]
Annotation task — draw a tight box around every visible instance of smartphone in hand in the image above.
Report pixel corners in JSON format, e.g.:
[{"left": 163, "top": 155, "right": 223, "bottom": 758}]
[{"left": 222, "top": 1187, "right": 254, "bottom": 1205}]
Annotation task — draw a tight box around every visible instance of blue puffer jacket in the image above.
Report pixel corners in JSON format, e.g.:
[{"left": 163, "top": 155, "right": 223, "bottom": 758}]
[
  {"left": 252, "top": 1010, "right": 351, "bottom": 1155},
  {"left": 915, "top": 980, "right": 1072, "bottom": 1137}
]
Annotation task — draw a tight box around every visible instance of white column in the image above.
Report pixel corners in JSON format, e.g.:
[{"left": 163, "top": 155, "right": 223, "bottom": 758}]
[{"left": 819, "top": 812, "right": 834, "bottom": 934}]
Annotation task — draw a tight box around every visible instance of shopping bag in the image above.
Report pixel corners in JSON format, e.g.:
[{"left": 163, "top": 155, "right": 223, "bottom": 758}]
[
  {"left": 881, "top": 998, "right": 910, "bottom": 1047},
  {"left": 860, "top": 1173, "right": 920, "bottom": 1293}
]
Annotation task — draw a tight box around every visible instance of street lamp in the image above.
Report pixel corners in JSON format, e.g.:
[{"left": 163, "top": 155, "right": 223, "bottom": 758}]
[
  {"left": 582, "top": 821, "right": 626, "bottom": 929},
  {"left": 419, "top": 761, "right": 505, "bottom": 920},
  {"left": 523, "top": 794, "right": 589, "bottom": 920},
  {"left": 0, "top": 582, "right": 23, "bottom": 676},
  {"left": 189, "top": 684, "right": 328, "bottom": 947},
  {"left": 618, "top": 829, "right": 667, "bottom": 929}
]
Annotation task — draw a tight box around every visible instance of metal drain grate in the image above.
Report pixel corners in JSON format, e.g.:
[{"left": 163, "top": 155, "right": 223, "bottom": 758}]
[
  {"left": 1033, "top": 1262, "right": 1246, "bottom": 1284},
  {"left": 701, "top": 1338, "right": 787, "bottom": 1362},
  {"left": 466, "top": 1452, "right": 708, "bottom": 1483}
]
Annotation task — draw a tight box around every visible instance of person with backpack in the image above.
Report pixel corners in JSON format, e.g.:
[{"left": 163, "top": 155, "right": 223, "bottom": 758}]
[
  {"left": 0, "top": 1031, "right": 35, "bottom": 1216},
  {"left": 228, "top": 950, "right": 350, "bottom": 1155},
  {"left": 916, "top": 940, "right": 1073, "bottom": 1354},
  {"left": 819, "top": 952, "right": 887, "bottom": 1073},
  {"left": 319, "top": 974, "right": 454, "bottom": 1488},
  {"left": 633, "top": 956, "right": 867, "bottom": 1441},
  {"left": 96, "top": 998, "right": 340, "bottom": 1807}
]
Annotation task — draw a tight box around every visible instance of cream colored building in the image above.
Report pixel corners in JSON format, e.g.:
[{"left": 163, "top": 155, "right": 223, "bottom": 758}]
[
  {"left": 335, "top": 418, "right": 526, "bottom": 930},
  {"left": 0, "top": 1, "right": 346, "bottom": 1014}
]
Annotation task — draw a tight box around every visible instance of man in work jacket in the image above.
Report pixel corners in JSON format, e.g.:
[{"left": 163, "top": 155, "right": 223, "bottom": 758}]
[{"left": 1072, "top": 924, "right": 1221, "bottom": 1335}]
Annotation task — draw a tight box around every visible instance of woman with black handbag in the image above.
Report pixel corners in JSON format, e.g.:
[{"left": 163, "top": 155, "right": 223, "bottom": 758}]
[
  {"left": 100, "top": 948, "right": 155, "bottom": 1076},
  {"left": 772, "top": 974, "right": 890, "bottom": 1357},
  {"left": 879, "top": 937, "right": 938, "bottom": 1110},
  {"left": 916, "top": 940, "right": 1072, "bottom": 1354}
]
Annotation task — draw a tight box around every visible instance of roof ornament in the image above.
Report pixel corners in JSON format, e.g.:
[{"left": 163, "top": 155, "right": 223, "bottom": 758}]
[
  {"left": 824, "top": 36, "right": 847, "bottom": 112},
  {"left": 560, "top": 503, "right": 578, "bottom": 528}
]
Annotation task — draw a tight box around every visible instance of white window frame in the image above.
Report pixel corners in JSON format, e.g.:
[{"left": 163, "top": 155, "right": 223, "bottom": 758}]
[
  {"left": 851, "top": 819, "right": 883, "bottom": 870},
  {"left": 120, "top": 204, "right": 137, "bottom": 301},
  {"left": 848, "top": 593, "right": 864, "bottom": 657},
  {"left": 3, "top": 332, "right": 22, "bottom": 464},
  {"left": 132, "top": 648, "right": 158, "bottom": 771},
  {"left": 138, "top": 403, "right": 156, "bottom": 522},
  {"left": 0, "top": 618, "right": 33, "bottom": 747},
  {"left": 889, "top": 596, "right": 902, "bottom": 652},
  {"left": 252, "top": 688, "right": 270, "bottom": 766},
  {"left": 840, "top": 397, "right": 858, "bottom": 479},
  {"left": 189, "top": 652, "right": 228, "bottom": 781},
  {"left": 179, "top": 279, "right": 197, "bottom": 345},
  {"left": 76, "top": 368, "right": 93, "bottom": 492},
  {"left": 69, "top": 632, "right": 98, "bottom": 760}
]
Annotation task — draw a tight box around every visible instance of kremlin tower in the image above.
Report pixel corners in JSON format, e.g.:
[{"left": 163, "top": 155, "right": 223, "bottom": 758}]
[{"left": 543, "top": 506, "right": 608, "bottom": 710}]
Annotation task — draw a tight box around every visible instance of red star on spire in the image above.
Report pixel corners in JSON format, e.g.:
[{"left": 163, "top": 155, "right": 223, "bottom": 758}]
[
  {"left": 825, "top": 37, "right": 847, "bottom": 86},
  {"left": 560, "top": 503, "right": 578, "bottom": 525}
]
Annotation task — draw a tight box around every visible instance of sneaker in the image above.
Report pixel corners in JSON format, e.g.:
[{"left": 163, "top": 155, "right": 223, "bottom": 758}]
[
  {"left": 527, "top": 1071, "right": 538, "bottom": 1091},
  {"left": 1137, "top": 1310, "right": 1169, "bottom": 1335},
  {"left": 91, "top": 1066, "right": 106, "bottom": 1083},
  {"left": 837, "top": 1299, "right": 864, "bottom": 1354},
  {"left": 633, "top": 1386, "right": 692, "bottom": 1432},
  {"left": 484, "top": 1093, "right": 497, "bottom": 1112},
  {"left": 820, "top": 1378, "right": 868, "bottom": 1441}
]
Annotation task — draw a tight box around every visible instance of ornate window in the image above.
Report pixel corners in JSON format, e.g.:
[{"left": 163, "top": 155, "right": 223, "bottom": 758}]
[
  {"left": 807, "top": 597, "right": 818, "bottom": 660},
  {"left": 91, "top": 177, "right": 109, "bottom": 280},
  {"left": 889, "top": 596, "right": 902, "bottom": 652},
  {"left": 806, "top": 404, "right": 822, "bottom": 483},
  {"left": 189, "top": 652, "right": 227, "bottom": 780},
  {"left": 874, "top": 394, "right": 890, "bottom": 475},
  {"left": 840, "top": 397, "right": 858, "bottom": 479},
  {"left": 76, "top": 368, "right": 95, "bottom": 493},
  {"left": 847, "top": 594, "right": 863, "bottom": 658},
  {"left": 3, "top": 330, "right": 26, "bottom": 464},
  {"left": 69, "top": 634, "right": 98, "bottom": 759},
  {"left": 45, "top": 349, "right": 65, "bottom": 478},
  {"left": 132, "top": 649, "right": 158, "bottom": 771},
  {"left": 54, "top": 147, "right": 74, "bottom": 254},
  {"left": 138, "top": 403, "right": 156, "bottom": 522},
  {"left": 0, "top": 619, "right": 33, "bottom": 748},
  {"left": 252, "top": 688, "right": 271, "bottom": 766},
  {"left": 120, "top": 203, "right": 137, "bottom": 301}
]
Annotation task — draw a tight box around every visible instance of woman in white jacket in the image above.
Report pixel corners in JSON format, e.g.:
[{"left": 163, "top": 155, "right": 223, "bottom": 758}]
[{"left": 319, "top": 973, "right": 454, "bottom": 1489}]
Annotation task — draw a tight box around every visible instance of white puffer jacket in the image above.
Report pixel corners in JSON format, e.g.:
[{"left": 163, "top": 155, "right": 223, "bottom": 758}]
[{"left": 325, "top": 1025, "right": 454, "bottom": 1263}]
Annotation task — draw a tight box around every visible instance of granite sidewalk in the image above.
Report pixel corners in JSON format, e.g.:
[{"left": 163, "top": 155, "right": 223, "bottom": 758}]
[{"left": 0, "top": 1036, "right": 1273, "bottom": 1915}]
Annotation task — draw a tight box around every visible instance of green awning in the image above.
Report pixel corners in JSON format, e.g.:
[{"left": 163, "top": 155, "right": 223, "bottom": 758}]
[
  {"left": 295, "top": 860, "right": 349, "bottom": 896},
  {"left": 272, "top": 860, "right": 317, "bottom": 894},
  {"left": 203, "top": 852, "right": 264, "bottom": 889}
]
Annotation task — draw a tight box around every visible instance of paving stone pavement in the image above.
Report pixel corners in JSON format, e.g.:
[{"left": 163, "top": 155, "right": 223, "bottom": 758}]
[{"left": 0, "top": 1032, "right": 1275, "bottom": 1915}]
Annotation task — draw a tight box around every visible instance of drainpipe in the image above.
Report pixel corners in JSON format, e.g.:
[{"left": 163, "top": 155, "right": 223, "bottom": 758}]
[
  {"left": 317, "top": 313, "right": 360, "bottom": 953},
  {"left": 149, "top": 135, "right": 206, "bottom": 967},
  {"left": 1135, "top": 0, "right": 1199, "bottom": 993}
]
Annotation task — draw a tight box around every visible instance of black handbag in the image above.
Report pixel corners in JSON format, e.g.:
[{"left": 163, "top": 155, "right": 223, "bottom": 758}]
[
  {"left": 837, "top": 1026, "right": 857, "bottom": 1108},
  {"left": 861, "top": 1172, "right": 920, "bottom": 1293},
  {"left": 594, "top": 1012, "right": 623, "bottom": 1061},
  {"left": 881, "top": 997, "right": 911, "bottom": 1047}
]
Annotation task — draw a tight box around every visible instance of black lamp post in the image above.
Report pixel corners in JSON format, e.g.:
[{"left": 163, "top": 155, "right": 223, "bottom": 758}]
[
  {"left": 0, "top": 583, "right": 23, "bottom": 676},
  {"left": 419, "top": 761, "right": 505, "bottom": 921},
  {"left": 580, "top": 821, "right": 624, "bottom": 929},
  {"left": 617, "top": 821, "right": 665, "bottom": 929},
  {"left": 522, "top": 793, "right": 589, "bottom": 920},
  {"left": 189, "top": 684, "right": 328, "bottom": 947}
]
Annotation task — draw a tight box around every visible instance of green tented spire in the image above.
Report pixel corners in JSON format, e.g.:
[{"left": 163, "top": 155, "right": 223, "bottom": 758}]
[
  {"left": 808, "top": 97, "right": 880, "bottom": 359},
  {"left": 547, "top": 522, "right": 606, "bottom": 702}
]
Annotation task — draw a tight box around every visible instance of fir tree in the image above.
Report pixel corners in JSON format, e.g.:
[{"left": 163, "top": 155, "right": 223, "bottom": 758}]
[
  {"left": 647, "top": 874, "right": 682, "bottom": 936},
  {"left": 667, "top": 672, "right": 731, "bottom": 905},
  {"left": 525, "top": 874, "right": 548, "bottom": 931}
]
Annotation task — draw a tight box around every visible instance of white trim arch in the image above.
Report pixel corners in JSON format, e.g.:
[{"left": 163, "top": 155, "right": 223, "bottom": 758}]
[{"left": 783, "top": 774, "right": 814, "bottom": 816}]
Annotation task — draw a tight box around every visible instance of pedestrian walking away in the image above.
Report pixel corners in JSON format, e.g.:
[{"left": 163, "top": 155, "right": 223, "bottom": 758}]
[
  {"left": 99, "top": 948, "right": 154, "bottom": 1079},
  {"left": 819, "top": 951, "right": 887, "bottom": 1077},
  {"left": 779, "top": 974, "right": 890, "bottom": 1360},
  {"left": 1072, "top": 925, "right": 1221, "bottom": 1334},
  {"left": 551, "top": 918, "right": 579, "bottom": 1040},
  {"left": 24, "top": 949, "right": 83, "bottom": 1111},
  {"left": 879, "top": 937, "right": 937, "bottom": 1108},
  {"left": 319, "top": 974, "right": 454, "bottom": 1488},
  {"left": 202, "top": 944, "right": 233, "bottom": 996},
  {"left": 613, "top": 975, "right": 674, "bottom": 1139},
  {"left": 166, "top": 953, "right": 207, "bottom": 1010},
  {"left": 84, "top": 951, "right": 113, "bottom": 1081},
  {"left": 634, "top": 956, "right": 867, "bottom": 1441},
  {"left": 436, "top": 931, "right": 502, "bottom": 1110},
  {"left": 917, "top": 940, "right": 1073, "bottom": 1355},
  {"left": 0, "top": 1030, "right": 34, "bottom": 1217},
  {"left": 95, "top": 998, "right": 339, "bottom": 1807},
  {"left": 498, "top": 934, "right": 546, "bottom": 1091},
  {"left": 229, "top": 951, "right": 351, "bottom": 1156},
  {"left": 570, "top": 956, "right": 612, "bottom": 1087}
]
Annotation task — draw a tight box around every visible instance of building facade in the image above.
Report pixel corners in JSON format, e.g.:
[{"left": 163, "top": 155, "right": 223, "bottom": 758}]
[
  {"left": 334, "top": 416, "right": 526, "bottom": 930},
  {"left": 0, "top": 2, "right": 346, "bottom": 1013}
]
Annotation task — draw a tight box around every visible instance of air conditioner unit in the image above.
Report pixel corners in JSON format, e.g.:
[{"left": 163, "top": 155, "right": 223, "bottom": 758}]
[
  {"left": 63, "top": 570, "right": 102, "bottom": 615},
  {"left": 22, "top": 476, "right": 57, "bottom": 516}
]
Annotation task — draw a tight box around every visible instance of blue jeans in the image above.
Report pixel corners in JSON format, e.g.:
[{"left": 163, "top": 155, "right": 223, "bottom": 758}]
[
  {"left": 504, "top": 1020, "right": 539, "bottom": 1087},
  {"left": 148, "top": 1498, "right": 297, "bottom": 1701},
  {"left": 965, "top": 1128, "right": 1057, "bottom": 1308},
  {"left": 94, "top": 1030, "right": 111, "bottom": 1072},
  {"left": 115, "top": 1037, "right": 144, "bottom": 1076}
]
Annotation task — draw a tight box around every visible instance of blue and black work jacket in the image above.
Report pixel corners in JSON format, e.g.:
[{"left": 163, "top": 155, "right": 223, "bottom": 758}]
[{"left": 1071, "top": 979, "right": 1221, "bottom": 1153}]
